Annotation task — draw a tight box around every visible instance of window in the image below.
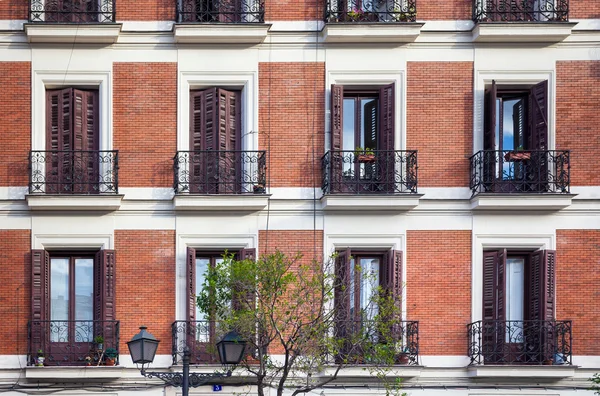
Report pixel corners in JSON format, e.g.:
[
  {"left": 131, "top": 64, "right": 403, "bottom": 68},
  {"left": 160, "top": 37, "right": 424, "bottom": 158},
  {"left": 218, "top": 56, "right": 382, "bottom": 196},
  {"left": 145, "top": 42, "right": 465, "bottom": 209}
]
[
  {"left": 327, "top": 0, "right": 415, "bottom": 22},
  {"left": 185, "top": 247, "right": 255, "bottom": 363},
  {"left": 189, "top": 88, "right": 242, "bottom": 194},
  {"left": 179, "top": 0, "right": 263, "bottom": 23},
  {"left": 483, "top": 80, "right": 549, "bottom": 191},
  {"left": 44, "top": 88, "right": 100, "bottom": 193},
  {"left": 330, "top": 84, "right": 396, "bottom": 193},
  {"left": 30, "top": 249, "right": 116, "bottom": 366},
  {"left": 482, "top": 249, "right": 556, "bottom": 363},
  {"left": 475, "top": 0, "right": 566, "bottom": 22},
  {"left": 334, "top": 248, "right": 402, "bottom": 359}
]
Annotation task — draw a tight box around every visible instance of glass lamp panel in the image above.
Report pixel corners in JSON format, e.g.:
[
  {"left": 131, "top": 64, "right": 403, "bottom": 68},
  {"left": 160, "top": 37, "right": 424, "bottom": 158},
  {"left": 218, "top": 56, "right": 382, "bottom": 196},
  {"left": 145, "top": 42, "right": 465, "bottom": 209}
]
[
  {"left": 143, "top": 340, "right": 159, "bottom": 363},
  {"left": 221, "top": 342, "right": 245, "bottom": 364},
  {"left": 128, "top": 340, "right": 143, "bottom": 363}
]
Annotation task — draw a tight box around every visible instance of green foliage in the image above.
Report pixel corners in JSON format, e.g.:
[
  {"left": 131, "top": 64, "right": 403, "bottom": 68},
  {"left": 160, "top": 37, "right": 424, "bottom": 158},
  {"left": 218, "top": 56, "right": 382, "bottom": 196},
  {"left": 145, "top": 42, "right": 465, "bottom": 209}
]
[
  {"left": 591, "top": 373, "right": 600, "bottom": 395},
  {"left": 104, "top": 348, "right": 118, "bottom": 358},
  {"left": 197, "top": 250, "right": 406, "bottom": 396}
]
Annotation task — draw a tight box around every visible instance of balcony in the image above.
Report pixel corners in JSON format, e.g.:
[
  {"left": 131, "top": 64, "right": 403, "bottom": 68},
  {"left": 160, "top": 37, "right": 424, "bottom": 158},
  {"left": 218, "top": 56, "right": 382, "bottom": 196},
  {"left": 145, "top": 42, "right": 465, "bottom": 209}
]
[
  {"left": 471, "top": 0, "right": 575, "bottom": 42},
  {"left": 173, "top": 150, "right": 269, "bottom": 211},
  {"left": 172, "top": 320, "right": 222, "bottom": 364},
  {"left": 333, "top": 320, "right": 419, "bottom": 366},
  {"left": 322, "top": 0, "right": 422, "bottom": 43},
  {"left": 321, "top": 150, "right": 420, "bottom": 211},
  {"left": 469, "top": 150, "right": 575, "bottom": 210},
  {"left": 467, "top": 320, "right": 575, "bottom": 377},
  {"left": 28, "top": 320, "right": 120, "bottom": 367},
  {"left": 27, "top": 150, "right": 122, "bottom": 211},
  {"left": 25, "top": 0, "right": 120, "bottom": 43},
  {"left": 174, "top": 0, "right": 269, "bottom": 43}
]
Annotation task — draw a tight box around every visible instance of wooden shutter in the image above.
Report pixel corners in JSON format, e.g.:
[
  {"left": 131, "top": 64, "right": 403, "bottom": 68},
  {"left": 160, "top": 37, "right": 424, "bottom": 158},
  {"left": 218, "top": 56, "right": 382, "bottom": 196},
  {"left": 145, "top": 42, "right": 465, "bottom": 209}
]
[
  {"left": 484, "top": 80, "right": 497, "bottom": 151},
  {"left": 190, "top": 89, "right": 215, "bottom": 193},
  {"left": 31, "top": 250, "right": 50, "bottom": 363},
  {"left": 482, "top": 249, "right": 505, "bottom": 364},
  {"left": 542, "top": 250, "right": 556, "bottom": 320},
  {"left": 217, "top": 89, "right": 241, "bottom": 193},
  {"left": 330, "top": 85, "right": 344, "bottom": 152},
  {"left": 46, "top": 88, "right": 73, "bottom": 193},
  {"left": 528, "top": 80, "right": 548, "bottom": 151},
  {"left": 334, "top": 249, "right": 351, "bottom": 343},
  {"left": 528, "top": 249, "right": 555, "bottom": 321},
  {"left": 379, "top": 83, "right": 395, "bottom": 192},
  {"left": 186, "top": 247, "right": 197, "bottom": 322},
  {"left": 482, "top": 250, "right": 498, "bottom": 321},
  {"left": 382, "top": 249, "right": 402, "bottom": 302},
  {"left": 73, "top": 89, "right": 99, "bottom": 193},
  {"left": 94, "top": 250, "right": 116, "bottom": 347}
]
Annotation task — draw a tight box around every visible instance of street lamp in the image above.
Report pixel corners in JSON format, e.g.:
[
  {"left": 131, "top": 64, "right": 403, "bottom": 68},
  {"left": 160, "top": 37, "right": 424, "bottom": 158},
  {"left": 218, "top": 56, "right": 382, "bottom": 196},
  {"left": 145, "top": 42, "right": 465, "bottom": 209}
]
[{"left": 128, "top": 326, "right": 246, "bottom": 396}]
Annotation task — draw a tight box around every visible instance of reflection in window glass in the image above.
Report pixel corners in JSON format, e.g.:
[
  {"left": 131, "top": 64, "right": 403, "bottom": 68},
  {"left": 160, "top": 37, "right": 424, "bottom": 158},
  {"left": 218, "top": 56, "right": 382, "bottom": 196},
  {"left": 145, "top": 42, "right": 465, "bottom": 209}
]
[{"left": 51, "top": 258, "right": 69, "bottom": 342}]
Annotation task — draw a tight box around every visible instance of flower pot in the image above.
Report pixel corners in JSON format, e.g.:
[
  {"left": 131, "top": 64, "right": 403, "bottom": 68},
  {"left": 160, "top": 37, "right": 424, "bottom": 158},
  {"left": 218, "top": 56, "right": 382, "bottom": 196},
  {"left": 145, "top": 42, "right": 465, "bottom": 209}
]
[
  {"left": 253, "top": 185, "right": 265, "bottom": 194},
  {"left": 36, "top": 357, "right": 45, "bottom": 367},
  {"left": 357, "top": 154, "right": 375, "bottom": 163},
  {"left": 504, "top": 151, "right": 531, "bottom": 161},
  {"left": 397, "top": 353, "right": 410, "bottom": 365},
  {"left": 96, "top": 343, "right": 104, "bottom": 351},
  {"left": 105, "top": 358, "right": 115, "bottom": 366}
]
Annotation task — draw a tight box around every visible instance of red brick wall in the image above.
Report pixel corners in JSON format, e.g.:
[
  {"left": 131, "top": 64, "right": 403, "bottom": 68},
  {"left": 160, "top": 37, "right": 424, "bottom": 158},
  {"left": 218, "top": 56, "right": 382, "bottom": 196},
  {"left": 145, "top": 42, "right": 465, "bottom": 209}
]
[
  {"left": 0, "top": 0, "right": 27, "bottom": 20},
  {"left": 418, "top": 0, "right": 471, "bottom": 20},
  {"left": 0, "top": 62, "right": 30, "bottom": 187},
  {"left": 0, "top": 230, "right": 31, "bottom": 355},
  {"left": 407, "top": 230, "right": 471, "bottom": 355},
  {"left": 570, "top": 2, "right": 600, "bottom": 19},
  {"left": 407, "top": 62, "right": 473, "bottom": 188},
  {"left": 556, "top": 230, "right": 600, "bottom": 355},
  {"left": 258, "top": 63, "right": 325, "bottom": 188},
  {"left": 115, "top": 230, "right": 175, "bottom": 355},
  {"left": 265, "top": 0, "right": 323, "bottom": 20},
  {"left": 556, "top": 61, "right": 600, "bottom": 186},
  {"left": 113, "top": 63, "right": 177, "bottom": 188},
  {"left": 116, "top": 0, "right": 174, "bottom": 20}
]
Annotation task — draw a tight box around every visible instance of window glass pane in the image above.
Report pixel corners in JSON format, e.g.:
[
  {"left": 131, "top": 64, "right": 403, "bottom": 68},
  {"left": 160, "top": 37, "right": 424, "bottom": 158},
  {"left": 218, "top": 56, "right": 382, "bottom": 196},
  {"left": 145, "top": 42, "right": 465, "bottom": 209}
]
[
  {"left": 349, "top": 258, "right": 355, "bottom": 318},
  {"left": 359, "top": 257, "right": 380, "bottom": 321},
  {"left": 51, "top": 258, "right": 69, "bottom": 342},
  {"left": 195, "top": 258, "right": 210, "bottom": 342},
  {"left": 506, "top": 257, "right": 525, "bottom": 343},
  {"left": 75, "top": 258, "right": 94, "bottom": 342},
  {"left": 342, "top": 98, "right": 355, "bottom": 151},
  {"left": 360, "top": 98, "right": 378, "bottom": 150}
]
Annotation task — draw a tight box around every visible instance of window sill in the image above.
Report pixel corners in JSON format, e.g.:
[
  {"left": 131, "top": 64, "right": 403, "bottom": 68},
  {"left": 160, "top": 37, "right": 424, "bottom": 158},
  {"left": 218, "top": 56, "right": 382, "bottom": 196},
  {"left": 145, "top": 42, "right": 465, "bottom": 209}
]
[
  {"left": 173, "top": 194, "right": 270, "bottom": 212},
  {"left": 469, "top": 193, "right": 576, "bottom": 211},
  {"left": 173, "top": 23, "right": 271, "bottom": 44},
  {"left": 25, "top": 366, "right": 124, "bottom": 380},
  {"left": 26, "top": 194, "right": 124, "bottom": 211},
  {"left": 471, "top": 22, "right": 577, "bottom": 43},
  {"left": 321, "top": 22, "right": 423, "bottom": 43},
  {"left": 321, "top": 365, "right": 423, "bottom": 378},
  {"left": 24, "top": 23, "right": 122, "bottom": 43},
  {"left": 467, "top": 365, "right": 576, "bottom": 378},
  {"left": 321, "top": 194, "right": 422, "bottom": 211}
]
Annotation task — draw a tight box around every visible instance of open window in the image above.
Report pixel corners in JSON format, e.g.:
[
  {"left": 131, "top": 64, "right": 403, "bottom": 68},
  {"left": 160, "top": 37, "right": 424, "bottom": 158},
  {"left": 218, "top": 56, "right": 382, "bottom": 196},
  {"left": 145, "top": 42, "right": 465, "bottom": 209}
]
[
  {"left": 184, "top": 247, "right": 255, "bottom": 363},
  {"left": 30, "top": 249, "right": 116, "bottom": 366}
]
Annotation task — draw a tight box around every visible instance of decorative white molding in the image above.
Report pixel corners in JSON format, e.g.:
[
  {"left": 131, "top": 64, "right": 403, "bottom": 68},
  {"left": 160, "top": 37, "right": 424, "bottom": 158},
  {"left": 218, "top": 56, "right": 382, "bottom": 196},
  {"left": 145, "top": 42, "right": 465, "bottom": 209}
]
[
  {"left": 26, "top": 194, "right": 123, "bottom": 211},
  {"left": 321, "top": 194, "right": 422, "bottom": 211},
  {"left": 24, "top": 23, "right": 121, "bottom": 43},
  {"left": 33, "top": 233, "right": 113, "bottom": 250},
  {"left": 26, "top": 366, "right": 125, "bottom": 379},
  {"left": 173, "top": 24, "right": 270, "bottom": 44},
  {"left": 470, "top": 194, "right": 576, "bottom": 211},
  {"left": 321, "top": 23, "right": 423, "bottom": 43},
  {"left": 467, "top": 365, "right": 577, "bottom": 378},
  {"left": 471, "top": 22, "right": 577, "bottom": 43},
  {"left": 172, "top": 194, "right": 269, "bottom": 211}
]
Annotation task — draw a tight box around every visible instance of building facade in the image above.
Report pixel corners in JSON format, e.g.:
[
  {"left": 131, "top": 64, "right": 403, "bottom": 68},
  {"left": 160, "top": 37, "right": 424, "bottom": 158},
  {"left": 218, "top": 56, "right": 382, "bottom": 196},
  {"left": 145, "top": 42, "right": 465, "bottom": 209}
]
[{"left": 0, "top": 0, "right": 599, "bottom": 394}]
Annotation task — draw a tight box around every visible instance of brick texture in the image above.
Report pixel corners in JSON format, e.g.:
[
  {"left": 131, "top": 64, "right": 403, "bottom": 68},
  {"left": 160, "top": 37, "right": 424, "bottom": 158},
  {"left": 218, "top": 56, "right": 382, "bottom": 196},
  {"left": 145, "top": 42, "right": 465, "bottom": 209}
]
[
  {"left": 407, "top": 62, "right": 473, "bottom": 187},
  {"left": 417, "top": 0, "right": 471, "bottom": 20},
  {"left": 259, "top": 63, "right": 325, "bottom": 188},
  {"left": 0, "top": 0, "right": 27, "bottom": 20},
  {"left": 116, "top": 0, "right": 174, "bottom": 21},
  {"left": 407, "top": 230, "right": 471, "bottom": 355},
  {"left": 570, "top": 1, "right": 600, "bottom": 19},
  {"left": 556, "top": 61, "right": 600, "bottom": 186},
  {"left": 265, "top": 0, "right": 323, "bottom": 20},
  {"left": 0, "top": 230, "right": 31, "bottom": 355},
  {"left": 0, "top": 62, "right": 31, "bottom": 187},
  {"left": 556, "top": 230, "right": 600, "bottom": 355},
  {"left": 115, "top": 230, "right": 175, "bottom": 355},
  {"left": 113, "top": 63, "right": 177, "bottom": 188}
]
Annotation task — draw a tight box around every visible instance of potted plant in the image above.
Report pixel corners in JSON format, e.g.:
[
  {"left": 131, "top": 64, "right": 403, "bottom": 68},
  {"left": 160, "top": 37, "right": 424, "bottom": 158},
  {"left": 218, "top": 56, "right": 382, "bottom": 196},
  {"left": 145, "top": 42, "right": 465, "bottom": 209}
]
[
  {"left": 504, "top": 146, "right": 531, "bottom": 161},
  {"left": 392, "top": 5, "right": 416, "bottom": 22},
  {"left": 253, "top": 183, "right": 265, "bottom": 194},
  {"left": 85, "top": 355, "right": 92, "bottom": 366},
  {"left": 104, "top": 348, "right": 118, "bottom": 366},
  {"left": 36, "top": 349, "right": 45, "bottom": 366},
  {"left": 94, "top": 335, "right": 104, "bottom": 351},
  {"left": 355, "top": 147, "right": 376, "bottom": 163}
]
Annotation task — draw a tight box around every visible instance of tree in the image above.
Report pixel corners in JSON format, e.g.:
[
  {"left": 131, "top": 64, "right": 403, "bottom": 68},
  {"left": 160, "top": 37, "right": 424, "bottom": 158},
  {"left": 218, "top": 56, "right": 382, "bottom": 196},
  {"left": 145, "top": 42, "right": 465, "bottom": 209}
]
[
  {"left": 591, "top": 373, "right": 600, "bottom": 395},
  {"left": 197, "top": 250, "right": 411, "bottom": 396}
]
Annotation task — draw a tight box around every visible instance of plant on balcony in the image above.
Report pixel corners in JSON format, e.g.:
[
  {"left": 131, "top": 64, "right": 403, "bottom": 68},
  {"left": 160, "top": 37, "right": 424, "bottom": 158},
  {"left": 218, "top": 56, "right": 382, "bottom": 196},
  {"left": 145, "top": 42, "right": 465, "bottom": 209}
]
[
  {"left": 197, "top": 251, "right": 407, "bottom": 396},
  {"left": 355, "top": 147, "right": 376, "bottom": 163},
  {"left": 36, "top": 349, "right": 45, "bottom": 367},
  {"left": 253, "top": 183, "right": 266, "bottom": 194},
  {"left": 392, "top": 6, "right": 416, "bottom": 22},
  {"left": 94, "top": 335, "right": 104, "bottom": 351},
  {"left": 345, "top": 7, "right": 378, "bottom": 22},
  {"left": 104, "top": 348, "right": 118, "bottom": 366},
  {"left": 504, "top": 146, "right": 531, "bottom": 161}
]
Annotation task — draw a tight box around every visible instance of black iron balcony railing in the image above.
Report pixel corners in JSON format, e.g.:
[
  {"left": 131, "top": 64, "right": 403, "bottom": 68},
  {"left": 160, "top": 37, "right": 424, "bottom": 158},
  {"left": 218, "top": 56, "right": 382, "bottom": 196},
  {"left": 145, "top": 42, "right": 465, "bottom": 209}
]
[
  {"left": 322, "top": 150, "right": 417, "bottom": 195},
  {"left": 29, "top": 0, "right": 116, "bottom": 23},
  {"left": 174, "top": 150, "right": 267, "bottom": 194},
  {"left": 29, "top": 150, "right": 119, "bottom": 194},
  {"left": 333, "top": 320, "right": 419, "bottom": 365},
  {"left": 472, "top": 0, "right": 568, "bottom": 22},
  {"left": 467, "top": 320, "right": 572, "bottom": 366},
  {"left": 28, "top": 320, "right": 120, "bottom": 366},
  {"left": 172, "top": 320, "right": 223, "bottom": 364},
  {"left": 177, "top": 0, "right": 265, "bottom": 23},
  {"left": 325, "top": 0, "right": 417, "bottom": 23},
  {"left": 469, "top": 150, "right": 570, "bottom": 197}
]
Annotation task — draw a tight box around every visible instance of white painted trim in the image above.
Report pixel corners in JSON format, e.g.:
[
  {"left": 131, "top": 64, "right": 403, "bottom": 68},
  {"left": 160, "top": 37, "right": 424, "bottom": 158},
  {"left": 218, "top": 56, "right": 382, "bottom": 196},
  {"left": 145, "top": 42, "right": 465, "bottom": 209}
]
[
  {"left": 32, "top": 70, "right": 112, "bottom": 151},
  {"left": 471, "top": 234, "right": 554, "bottom": 322},
  {"left": 33, "top": 233, "right": 113, "bottom": 250},
  {"left": 119, "top": 187, "right": 175, "bottom": 200},
  {"left": 267, "top": 20, "right": 323, "bottom": 31},
  {"left": 119, "top": 21, "right": 175, "bottom": 32},
  {"left": 420, "top": 20, "right": 474, "bottom": 31},
  {"left": 420, "top": 355, "right": 471, "bottom": 367},
  {"left": 473, "top": 70, "right": 555, "bottom": 153},
  {"left": 326, "top": 70, "right": 406, "bottom": 151},
  {"left": 0, "top": 20, "right": 26, "bottom": 30},
  {"left": 419, "top": 187, "right": 472, "bottom": 200},
  {"left": 570, "top": 19, "right": 600, "bottom": 30},
  {"left": 0, "top": 186, "right": 28, "bottom": 200}
]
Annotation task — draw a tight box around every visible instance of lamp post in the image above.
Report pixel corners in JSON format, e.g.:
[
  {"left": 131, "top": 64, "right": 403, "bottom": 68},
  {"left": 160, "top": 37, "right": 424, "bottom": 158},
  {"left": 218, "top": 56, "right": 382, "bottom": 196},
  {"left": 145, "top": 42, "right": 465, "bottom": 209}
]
[{"left": 127, "top": 326, "right": 246, "bottom": 396}]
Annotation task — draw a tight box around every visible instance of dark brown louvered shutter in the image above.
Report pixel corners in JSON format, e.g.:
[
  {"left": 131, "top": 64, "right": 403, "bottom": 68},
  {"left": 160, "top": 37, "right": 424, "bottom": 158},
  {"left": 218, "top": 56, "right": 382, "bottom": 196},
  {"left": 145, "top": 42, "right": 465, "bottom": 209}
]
[
  {"left": 46, "top": 88, "right": 73, "bottom": 193},
  {"left": 330, "top": 85, "right": 344, "bottom": 192},
  {"left": 482, "top": 249, "right": 505, "bottom": 364},
  {"left": 528, "top": 80, "right": 548, "bottom": 151},
  {"left": 381, "top": 249, "right": 402, "bottom": 303},
  {"left": 190, "top": 89, "right": 216, "bottom": 193},
  {"left": 217, "top": 89, "right": 241, "bottom": 193},
  {"left": 334, "top": 248, "right": 351, "bottom": 359},
  {"left": 542, "top": 250, "right": 556, "bottom": 320},
  {"left": 185, "top": 247, "right": 199, "bottom": 359},
  {"left": 94, "top": 250, "right": 116, "bottom": 347},
  {"left": 31, "top": 250, "right": 49, "bottom": 364},
  {"left": 379, "top": 84, "right": 395, "bottom": 192},
  {"left": 528, "top": 249, "right": 543, "bottom": 321},
  {"left": 73, "top": 89, "right": 100, "bottom": 193},
  {"left": 483, "top": 81, "right": 497, "bottom": 190},
  {"left": 482, "top": 250, "right": 498, "bottom": 321}
]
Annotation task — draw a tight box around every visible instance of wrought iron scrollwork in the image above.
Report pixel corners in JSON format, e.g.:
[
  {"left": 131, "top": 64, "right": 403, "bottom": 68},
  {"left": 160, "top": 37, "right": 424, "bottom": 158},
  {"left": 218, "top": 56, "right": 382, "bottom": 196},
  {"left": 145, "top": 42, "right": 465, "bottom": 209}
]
[
  {"left": 142, "top": 368, "right": 231, "bottom": 387},
  {"left": 472, "top": 0, "right": 569, "bottom": 22},
  {"left": 29, "top": 0, "right": 116, "bottom": 23},
  {"left": 468, "top": 320, "right": 572, "bottom": 366},
  {"left": 469, "top": 150, "right": 570, "bottom": 196},
  {"left": 177, "top": 0, "right": 265, "bottom": 23},
  {"left": 325, "top": 0, "right": 417, "bottom": 23},
  {"left": 322, "top": 150, "right": 418, "bottom": 195},
  {"left": 173, "top": 150, "right": 267, "bottom": 194},
  {"left": 29, "top": 150, "right": 119, "bottom": 194}
]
